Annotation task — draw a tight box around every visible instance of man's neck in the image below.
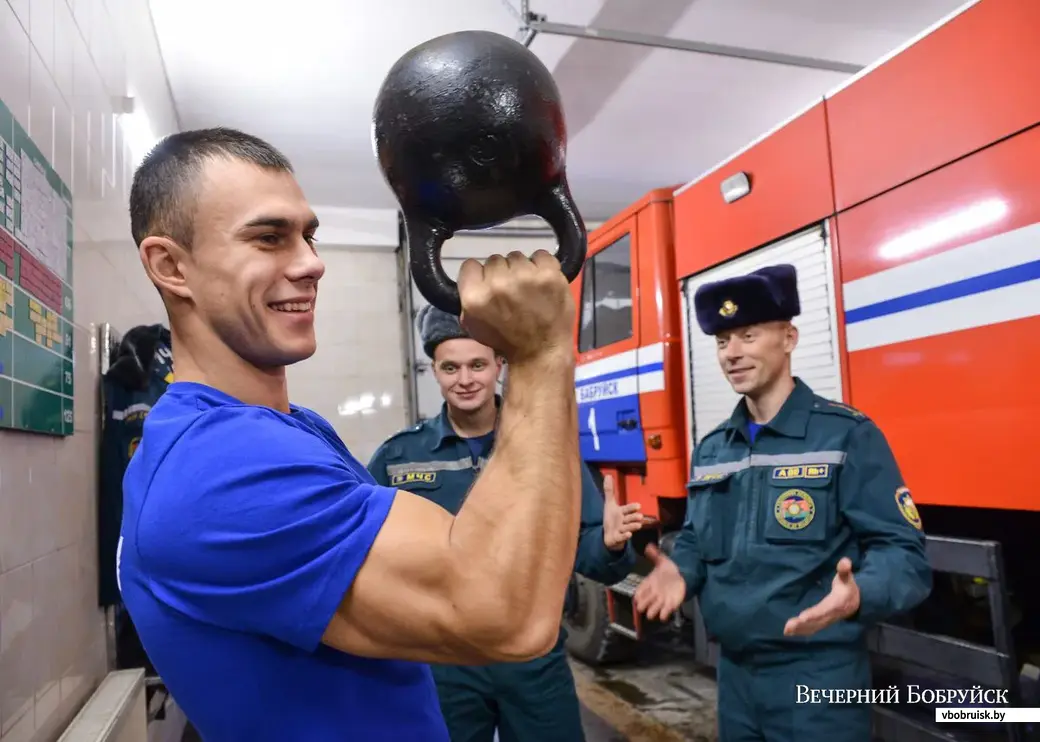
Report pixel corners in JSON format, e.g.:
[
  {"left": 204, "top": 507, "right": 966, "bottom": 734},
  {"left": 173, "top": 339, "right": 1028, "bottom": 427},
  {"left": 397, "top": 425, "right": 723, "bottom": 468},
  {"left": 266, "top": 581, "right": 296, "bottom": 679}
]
[
  {"left": 170, "top": 327, "right": 292, "bottom": 413},
  {"left": 447, "top": 398, "right": 498, "bottom": 439},
  {"left": 745, "top": 375, "right": 796, "bottom": 425}
]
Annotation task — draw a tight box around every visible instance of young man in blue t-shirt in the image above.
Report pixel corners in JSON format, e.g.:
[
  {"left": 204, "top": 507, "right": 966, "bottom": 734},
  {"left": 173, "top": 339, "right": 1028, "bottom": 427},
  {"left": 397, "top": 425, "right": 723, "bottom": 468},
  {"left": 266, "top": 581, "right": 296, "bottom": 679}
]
[{"left": 119, "top": 127, "right": 586, "bottom": 741}]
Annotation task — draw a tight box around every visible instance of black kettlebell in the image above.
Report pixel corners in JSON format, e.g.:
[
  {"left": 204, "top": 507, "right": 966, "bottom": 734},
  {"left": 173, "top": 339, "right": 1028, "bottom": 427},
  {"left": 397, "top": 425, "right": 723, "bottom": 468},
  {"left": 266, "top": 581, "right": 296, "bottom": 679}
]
[{"left": 372, "top": 30, "right": 587, "bottom": 316}]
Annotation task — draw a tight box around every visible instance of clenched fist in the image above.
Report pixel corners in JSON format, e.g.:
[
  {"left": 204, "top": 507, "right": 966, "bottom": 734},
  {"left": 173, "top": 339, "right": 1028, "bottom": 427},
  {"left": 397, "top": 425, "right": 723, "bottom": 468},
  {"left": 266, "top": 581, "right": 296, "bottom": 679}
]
[{"left": 457, "top": 250, "right": 575, "bottom": 364}]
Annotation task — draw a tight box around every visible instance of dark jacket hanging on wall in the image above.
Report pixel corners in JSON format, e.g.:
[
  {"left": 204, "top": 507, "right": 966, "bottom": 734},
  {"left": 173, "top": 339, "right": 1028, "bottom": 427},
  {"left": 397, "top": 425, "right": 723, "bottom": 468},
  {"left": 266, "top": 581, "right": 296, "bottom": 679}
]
[{"left": 97, "top": 323, "right": 173, "bottom": 607}]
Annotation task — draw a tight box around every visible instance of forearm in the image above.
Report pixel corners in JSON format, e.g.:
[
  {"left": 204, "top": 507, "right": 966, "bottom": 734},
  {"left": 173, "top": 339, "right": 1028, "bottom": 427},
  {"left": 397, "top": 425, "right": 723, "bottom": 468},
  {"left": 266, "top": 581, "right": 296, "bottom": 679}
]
[
  {"left": 448, "top": 351, "right": 581, "bottom": 652},
  {"left": 670, "top": 529, "right": 706, "bottom": 599},
  {"left": 576, "top": 528, "right": 635, "bottom": 585},
  {"left": 837, "top": 421, "right": 934, "bottom": 625},
  {"left": 855, "top": 546, "right": 933, "bottom": 625}
]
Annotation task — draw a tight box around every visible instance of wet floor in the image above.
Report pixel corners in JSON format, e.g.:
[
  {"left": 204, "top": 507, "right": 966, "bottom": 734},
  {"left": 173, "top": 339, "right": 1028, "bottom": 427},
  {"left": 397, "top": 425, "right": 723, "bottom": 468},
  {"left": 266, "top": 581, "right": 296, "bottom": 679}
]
[
  {"left": 580, "top": 703, "right": 630, "bottom": 742},
  {"left": 571, "top": 639, "right": 718, "bottom": 742}
]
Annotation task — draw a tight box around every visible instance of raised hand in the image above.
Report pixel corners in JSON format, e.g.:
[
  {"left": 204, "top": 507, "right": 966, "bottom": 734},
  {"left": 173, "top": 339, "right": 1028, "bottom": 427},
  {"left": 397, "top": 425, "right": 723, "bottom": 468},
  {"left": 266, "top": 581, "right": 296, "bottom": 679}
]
[
  {"left": 457, "top": 250, "right": 575, "bottom": 364},
  {"left": 632, "top": 544, "right": 687, "bottom": 621},
  {"left": 783, "top": 557, "right": 861, "bottom": 637},
  {"left": 602, "top": 474, "right": 643, "bottom": 551}
]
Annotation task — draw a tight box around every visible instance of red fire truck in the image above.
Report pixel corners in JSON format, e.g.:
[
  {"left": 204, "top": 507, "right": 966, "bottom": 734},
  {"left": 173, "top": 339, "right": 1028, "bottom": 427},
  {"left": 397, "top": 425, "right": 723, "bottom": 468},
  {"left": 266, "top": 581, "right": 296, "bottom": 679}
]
[{"left": 561, "top": 0, "right": 1040, "bottom": 738}]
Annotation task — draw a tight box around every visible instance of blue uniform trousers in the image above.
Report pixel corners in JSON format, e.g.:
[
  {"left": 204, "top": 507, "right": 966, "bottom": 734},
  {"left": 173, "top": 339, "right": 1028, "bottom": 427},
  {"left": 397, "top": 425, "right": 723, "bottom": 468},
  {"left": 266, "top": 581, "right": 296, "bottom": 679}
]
[
  {"left": 717, "top": 646, "right": 872, "bottom": 742},
  {"left": 431, "top": 647, "right": 585, "bottom": 742}
]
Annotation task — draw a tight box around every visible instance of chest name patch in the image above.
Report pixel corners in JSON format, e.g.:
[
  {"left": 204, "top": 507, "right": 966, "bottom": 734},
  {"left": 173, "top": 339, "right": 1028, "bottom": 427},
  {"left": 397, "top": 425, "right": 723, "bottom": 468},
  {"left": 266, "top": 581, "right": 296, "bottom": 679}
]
[
  {"left": 771, "top": 464, "right": 829, "bottom": 481},
  {"left": 390, "top": 471, "right": 438, "bottom": 486}
]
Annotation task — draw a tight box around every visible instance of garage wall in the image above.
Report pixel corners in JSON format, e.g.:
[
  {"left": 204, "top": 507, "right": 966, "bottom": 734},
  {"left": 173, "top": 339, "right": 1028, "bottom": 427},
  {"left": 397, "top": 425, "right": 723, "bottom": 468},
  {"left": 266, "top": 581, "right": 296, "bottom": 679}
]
[
  {"left": 0, "top": 0, "right": 180, "bottom": 739},
  {"left": 286, "top": 246, "right": 409, "bottom": 466},
  {"left": 406, "top": 221, "right": 603, "bottom": 423}
]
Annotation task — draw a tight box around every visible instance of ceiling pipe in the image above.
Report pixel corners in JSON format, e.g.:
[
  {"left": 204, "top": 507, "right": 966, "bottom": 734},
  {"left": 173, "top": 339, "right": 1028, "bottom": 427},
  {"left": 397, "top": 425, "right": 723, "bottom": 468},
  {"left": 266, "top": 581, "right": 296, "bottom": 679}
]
[{"left": 516, "top": 7, "right": 863, "bottom": 74}]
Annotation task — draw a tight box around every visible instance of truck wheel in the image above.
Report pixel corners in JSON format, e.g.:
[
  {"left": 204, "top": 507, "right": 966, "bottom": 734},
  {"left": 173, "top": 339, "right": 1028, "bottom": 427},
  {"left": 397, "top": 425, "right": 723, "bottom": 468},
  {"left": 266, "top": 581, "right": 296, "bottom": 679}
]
[{"left": 563, "top": 574, "right": 638, "bottom": 666}]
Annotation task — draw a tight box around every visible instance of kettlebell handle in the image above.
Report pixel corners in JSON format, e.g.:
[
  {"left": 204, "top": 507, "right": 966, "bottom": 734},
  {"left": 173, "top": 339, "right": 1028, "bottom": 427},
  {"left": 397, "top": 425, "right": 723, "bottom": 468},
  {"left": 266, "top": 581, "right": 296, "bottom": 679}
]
[{"left": 408, "top": 180, "right": 588, "bottom": 316}]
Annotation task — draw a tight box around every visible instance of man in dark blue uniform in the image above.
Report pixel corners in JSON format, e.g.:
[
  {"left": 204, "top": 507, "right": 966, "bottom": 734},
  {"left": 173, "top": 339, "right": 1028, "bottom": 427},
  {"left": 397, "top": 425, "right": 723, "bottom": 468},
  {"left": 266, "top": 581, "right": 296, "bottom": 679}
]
[
  {"left": 369, "top": 305, "right": 643, "bottom": 742},
  {"left": 633, "top": 264, "right": 932, "bottom": 742}
]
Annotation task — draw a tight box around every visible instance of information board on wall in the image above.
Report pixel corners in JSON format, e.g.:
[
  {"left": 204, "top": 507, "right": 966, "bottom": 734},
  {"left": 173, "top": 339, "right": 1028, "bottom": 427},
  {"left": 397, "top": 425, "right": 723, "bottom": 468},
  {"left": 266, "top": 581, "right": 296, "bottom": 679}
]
[{"left": 0, "top": 97, "right": 75, "bottom": 436}]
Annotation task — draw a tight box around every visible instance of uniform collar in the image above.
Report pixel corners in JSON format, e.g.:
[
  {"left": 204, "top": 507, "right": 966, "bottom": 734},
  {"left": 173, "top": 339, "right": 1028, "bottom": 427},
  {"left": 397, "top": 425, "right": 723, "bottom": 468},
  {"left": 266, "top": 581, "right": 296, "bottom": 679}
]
[
  {"left": 727, "top": 377, "right": 813, "bottom": 442},
  {"left": 434, "top": 394, "right": 502, "bottom": 449}
]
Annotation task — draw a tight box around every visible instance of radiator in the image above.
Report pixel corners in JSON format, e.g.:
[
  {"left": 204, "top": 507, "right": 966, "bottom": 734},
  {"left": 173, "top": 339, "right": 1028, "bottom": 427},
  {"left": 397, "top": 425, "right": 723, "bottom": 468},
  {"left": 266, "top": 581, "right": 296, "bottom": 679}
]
[{"left": 57, "top": 669, "right": 148, "bottom": 742}]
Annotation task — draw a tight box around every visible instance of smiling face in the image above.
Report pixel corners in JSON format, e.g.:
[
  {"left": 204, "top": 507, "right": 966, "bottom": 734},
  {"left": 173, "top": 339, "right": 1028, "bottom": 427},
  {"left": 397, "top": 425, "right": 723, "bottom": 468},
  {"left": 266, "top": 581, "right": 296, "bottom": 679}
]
[
  {"left": 432, "top": 338, "right": 502, "bottom": 413},
  {"left": 715, "top": 320, "right": 798, "bottom": 397},
  {"left": 141, "top": 156, "right": 325, "bottom": 370}
]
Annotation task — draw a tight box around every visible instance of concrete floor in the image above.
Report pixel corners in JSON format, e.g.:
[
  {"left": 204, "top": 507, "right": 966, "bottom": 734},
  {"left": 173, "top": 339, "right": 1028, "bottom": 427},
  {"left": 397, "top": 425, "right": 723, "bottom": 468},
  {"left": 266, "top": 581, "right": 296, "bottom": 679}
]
[
  {"left": 580, "top": 704, "right": 629, "bottom": 741},
  {"left": 569, "top": 639, "right": 718, "bottom": 742}
]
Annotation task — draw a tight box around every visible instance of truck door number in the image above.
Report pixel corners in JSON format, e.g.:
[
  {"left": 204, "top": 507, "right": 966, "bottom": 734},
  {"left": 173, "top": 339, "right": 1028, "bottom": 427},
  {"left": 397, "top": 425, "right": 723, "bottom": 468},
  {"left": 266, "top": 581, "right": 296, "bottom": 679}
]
[{"left": 588, "top": 406, "right": 600, "bottom": 451}]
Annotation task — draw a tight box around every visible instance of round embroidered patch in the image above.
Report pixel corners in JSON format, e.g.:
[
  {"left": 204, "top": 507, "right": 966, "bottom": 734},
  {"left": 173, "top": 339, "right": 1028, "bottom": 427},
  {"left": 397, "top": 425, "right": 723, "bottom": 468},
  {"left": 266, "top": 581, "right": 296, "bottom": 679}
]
[
  {"left": 895, "top": 486, "right": 922, "bottom": 530},
  {"left": 774, "top": 489, "right": 815, "bottom": 530}
]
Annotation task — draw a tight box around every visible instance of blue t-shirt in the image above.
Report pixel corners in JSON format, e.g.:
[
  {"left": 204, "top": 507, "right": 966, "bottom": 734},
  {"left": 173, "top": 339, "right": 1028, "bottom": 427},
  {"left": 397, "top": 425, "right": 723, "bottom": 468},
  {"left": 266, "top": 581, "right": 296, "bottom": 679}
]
[
  {"left": 748, "top": 421, "right": 763, "bottom": 444},
  {"left": 118, "top": 382, "right": 449, "bottom": 741}
]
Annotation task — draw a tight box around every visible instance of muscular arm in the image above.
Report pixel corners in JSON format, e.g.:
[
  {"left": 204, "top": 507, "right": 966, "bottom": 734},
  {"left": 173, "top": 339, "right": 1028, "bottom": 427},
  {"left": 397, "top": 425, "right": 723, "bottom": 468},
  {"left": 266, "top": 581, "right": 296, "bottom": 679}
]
[
  {"left": 325, "top": 351, "right": 581, "bottom": 664},
  {"left": 839, "top": 421, "right": 933, "bottom": 625}
]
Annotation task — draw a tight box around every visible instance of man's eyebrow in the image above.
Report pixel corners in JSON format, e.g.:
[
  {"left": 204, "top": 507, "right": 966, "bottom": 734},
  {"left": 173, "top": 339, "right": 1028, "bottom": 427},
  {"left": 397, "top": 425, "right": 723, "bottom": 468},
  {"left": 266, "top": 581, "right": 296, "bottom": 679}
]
[{"left": 241, "top": 216, "right": 320, "bottom": 231}]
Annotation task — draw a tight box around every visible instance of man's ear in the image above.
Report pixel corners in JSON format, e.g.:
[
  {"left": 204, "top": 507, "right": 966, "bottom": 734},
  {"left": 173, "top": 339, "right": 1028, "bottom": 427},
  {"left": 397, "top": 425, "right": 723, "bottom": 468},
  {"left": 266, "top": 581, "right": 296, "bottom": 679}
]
[
  {"left": 140, "top": 236, "right": 192, "bottom": 301},
  {"left": 784, "top": 322, "right": 800, "bottom": 353}
]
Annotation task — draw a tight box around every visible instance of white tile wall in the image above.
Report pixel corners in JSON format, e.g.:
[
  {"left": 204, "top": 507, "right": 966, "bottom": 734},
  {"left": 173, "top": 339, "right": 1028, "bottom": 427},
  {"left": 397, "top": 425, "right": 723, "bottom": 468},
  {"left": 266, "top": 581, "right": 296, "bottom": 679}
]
[
  {"left": 287, "top": 247, "right": 410, "bottom": 465},
  {"left": 0, "top": 0, "right": 177, "bottom": 739}
]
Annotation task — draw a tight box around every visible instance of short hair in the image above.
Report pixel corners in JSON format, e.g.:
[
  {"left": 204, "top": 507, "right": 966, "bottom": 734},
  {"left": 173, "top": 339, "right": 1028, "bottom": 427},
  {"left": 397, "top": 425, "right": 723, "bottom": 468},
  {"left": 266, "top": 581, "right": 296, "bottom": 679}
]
[{"left": 129, "top": 127, "right": 294, "bottom": 249}]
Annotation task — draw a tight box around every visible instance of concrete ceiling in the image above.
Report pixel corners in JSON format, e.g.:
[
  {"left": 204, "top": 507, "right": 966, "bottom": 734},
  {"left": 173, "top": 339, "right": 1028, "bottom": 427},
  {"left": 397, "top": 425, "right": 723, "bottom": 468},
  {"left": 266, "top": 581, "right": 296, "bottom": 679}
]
[{"left": 147, "top": 0, "right": 967, "bottom": 222}]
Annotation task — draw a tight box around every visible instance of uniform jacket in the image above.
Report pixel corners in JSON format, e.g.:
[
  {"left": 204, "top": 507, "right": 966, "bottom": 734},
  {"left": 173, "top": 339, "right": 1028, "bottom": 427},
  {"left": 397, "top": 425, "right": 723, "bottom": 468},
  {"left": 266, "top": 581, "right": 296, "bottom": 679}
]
[
  {"left": 672, "top": 378, "right": 932, "bottom": 655},
  {"left": 98, "top": 324, "right": 173, "bottom": 607}
]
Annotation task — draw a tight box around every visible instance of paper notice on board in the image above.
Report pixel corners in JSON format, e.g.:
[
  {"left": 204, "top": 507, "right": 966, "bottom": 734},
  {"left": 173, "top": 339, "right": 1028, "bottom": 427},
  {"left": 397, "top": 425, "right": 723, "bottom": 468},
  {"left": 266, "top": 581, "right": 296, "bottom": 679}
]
[{"left": 19, "top": 151, "right": 68, "bottom": 283}]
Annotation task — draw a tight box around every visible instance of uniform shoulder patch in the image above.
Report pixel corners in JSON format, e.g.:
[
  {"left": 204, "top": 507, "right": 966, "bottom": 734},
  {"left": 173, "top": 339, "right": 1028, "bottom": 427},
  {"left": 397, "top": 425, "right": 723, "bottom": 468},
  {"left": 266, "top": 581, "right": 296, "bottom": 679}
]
[
  {"left": 895, "top": 486, "right": 922, "bottom": 530},
  {"left": 813, "top": 397, "right": 869, "bottom": 421}
]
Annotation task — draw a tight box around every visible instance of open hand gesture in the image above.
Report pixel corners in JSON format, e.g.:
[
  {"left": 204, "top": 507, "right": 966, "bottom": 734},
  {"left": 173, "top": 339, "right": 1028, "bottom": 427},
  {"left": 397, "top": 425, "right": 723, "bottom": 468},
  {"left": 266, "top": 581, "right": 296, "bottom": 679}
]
[
  {"left": 632, "top": 544, "right": 687, "bottom": 621},
  {"left": 602, "top": 474, "right": 643, "bottom": 551},
  {"left": 784, "top": 557, "right": 861, "bottom": 636}
]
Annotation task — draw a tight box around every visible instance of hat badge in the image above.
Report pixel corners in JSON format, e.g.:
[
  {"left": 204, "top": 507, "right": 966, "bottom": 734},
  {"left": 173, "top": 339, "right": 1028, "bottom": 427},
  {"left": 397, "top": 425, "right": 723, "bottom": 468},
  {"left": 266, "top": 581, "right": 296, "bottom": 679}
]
[{"left": 719, "top": 299, "right": 738, "bottom": 318}]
